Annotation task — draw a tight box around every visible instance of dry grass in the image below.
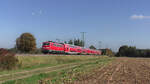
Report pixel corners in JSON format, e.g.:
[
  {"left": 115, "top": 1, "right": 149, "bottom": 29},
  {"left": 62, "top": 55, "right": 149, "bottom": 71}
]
[
  {"left": 0, "top": 55, "right": 106, "bottom": 75},
  {"left": 17, "top": 55, "right": 103, "bottom": 69},
  {"left": 3, "top": 55, "right": 112, "bottom": 84}
]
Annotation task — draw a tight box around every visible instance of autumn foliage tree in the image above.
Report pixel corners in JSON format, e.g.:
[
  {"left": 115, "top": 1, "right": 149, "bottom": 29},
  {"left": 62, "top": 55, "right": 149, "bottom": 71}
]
[
  {"left": 101, "top": 48, "right": 114, "bottom": 57},
  {"left": 16, "top": 33, "right": 36, "bottom": 53}
]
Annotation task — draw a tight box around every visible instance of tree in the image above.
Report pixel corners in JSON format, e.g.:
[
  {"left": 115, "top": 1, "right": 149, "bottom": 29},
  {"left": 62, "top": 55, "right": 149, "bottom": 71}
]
[
  {"left": 74, "top": 39, "right": 78, "bottom": 46},
  {"left": 80, "top": 40, "right": 84, "bottom": 47},
  {"left": 105, "top": 48, "right": 114, "bottom": 57},
  {"left": 64, "top": 41, "right": 67, "bottom": 44},
  {"left": 89, "top": 45, "right": 96, "bottom": 49},
  {"left": 64, "top": 39, "right": 84, "bottom": 47},
  {"left": 117, "top": 45, "right": 150, "bottom": 57},
  {"left": 16, "top": 33, "right": 36, "bottom": 53},
  {"left": 117, "top": 45, "right": 137, "bottom": 57},
  {"left": 117, "top": 45, "right": 129, "bottom": 56},
  {"left": 68, "top": 40, "right": 73, "bottom": 45},
  {"left": 101, "top": 48, "right": 114, "bottom": 57},
  {"left": 74, "top": 39, "right": 84, "bottom": 47}
]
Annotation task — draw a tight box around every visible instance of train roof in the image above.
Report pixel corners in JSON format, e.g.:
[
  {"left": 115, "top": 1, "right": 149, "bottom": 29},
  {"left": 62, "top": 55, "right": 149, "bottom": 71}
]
[{"left": 43, "top": 41, "right": 64, "bottom": 44}]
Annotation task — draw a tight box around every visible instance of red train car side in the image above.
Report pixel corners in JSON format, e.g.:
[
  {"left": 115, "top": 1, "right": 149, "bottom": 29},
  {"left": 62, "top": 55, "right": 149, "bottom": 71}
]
[
  {"left": 42, "top": 41, "right": 65, "bottom": 54},
  {"left": 42, "top": 41, "right": 101, "bottom": 55}
]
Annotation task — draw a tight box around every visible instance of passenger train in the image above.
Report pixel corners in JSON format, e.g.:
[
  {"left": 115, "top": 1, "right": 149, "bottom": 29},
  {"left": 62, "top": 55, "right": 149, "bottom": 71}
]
[{"left": 42, "top": 41, "right": 101, "bottom": 55}]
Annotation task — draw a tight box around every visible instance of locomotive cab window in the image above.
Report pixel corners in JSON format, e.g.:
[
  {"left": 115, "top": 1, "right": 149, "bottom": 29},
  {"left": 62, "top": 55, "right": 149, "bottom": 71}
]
[{"left": 43, "top": 43, "right": 50, "bottom": 46}]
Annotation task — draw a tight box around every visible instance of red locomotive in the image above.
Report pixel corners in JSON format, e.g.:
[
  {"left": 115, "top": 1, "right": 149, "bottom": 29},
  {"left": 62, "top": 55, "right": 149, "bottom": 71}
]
[{"left": 42, "top": 41, "right": 101, "bottom": 55}]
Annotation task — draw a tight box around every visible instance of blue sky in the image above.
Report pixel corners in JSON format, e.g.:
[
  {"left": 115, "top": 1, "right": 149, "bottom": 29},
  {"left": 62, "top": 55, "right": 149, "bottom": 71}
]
[{"left": 0, "top": 0, "right": 150, "bottom": 51}]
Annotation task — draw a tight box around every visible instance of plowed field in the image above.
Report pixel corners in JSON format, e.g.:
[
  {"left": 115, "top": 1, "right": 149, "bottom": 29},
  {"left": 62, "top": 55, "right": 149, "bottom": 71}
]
[{"left": 73, "top": 57, "right": 150, "bottom": 84}]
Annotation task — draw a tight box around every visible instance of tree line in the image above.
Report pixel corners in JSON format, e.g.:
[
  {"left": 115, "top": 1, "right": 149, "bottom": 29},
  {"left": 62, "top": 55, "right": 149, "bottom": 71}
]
[
  {"left": 64, "top": 39, "right": 84, "bottom": 47},
  {"left": 65, "top": 39, "right": 97, "bottom": 49},
  {"left": 12, "top": 32, "right": 146, "bottom": 57},
  {"left": 116, "top": 45, "right": 150, "bottom": 57}
]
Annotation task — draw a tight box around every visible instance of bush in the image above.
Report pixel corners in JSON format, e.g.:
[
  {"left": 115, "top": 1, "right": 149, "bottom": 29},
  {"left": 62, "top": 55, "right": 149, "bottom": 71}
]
[{"left": 0, "top": 48, "right": 18, "bottom": 70}]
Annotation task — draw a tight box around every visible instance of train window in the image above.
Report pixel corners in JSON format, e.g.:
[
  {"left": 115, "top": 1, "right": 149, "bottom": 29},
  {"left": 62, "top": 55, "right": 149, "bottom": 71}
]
[
  {"left": 53, "top": 44, "right": 63, "bottom": 47},
  {"left": 43, "top": 43, "right": 50, "bottom": 45},
  {"left": 70, "top": 45, "right": 75, "bottom": 48},
  {"left": 58, "top": 45, "right": 62, "bottom": 47}
]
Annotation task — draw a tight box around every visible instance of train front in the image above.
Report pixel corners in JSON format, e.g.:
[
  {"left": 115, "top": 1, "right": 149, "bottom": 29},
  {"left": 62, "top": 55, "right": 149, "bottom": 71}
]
[{"left": 42, "top": 42, "right": 51, "bottom": 54}]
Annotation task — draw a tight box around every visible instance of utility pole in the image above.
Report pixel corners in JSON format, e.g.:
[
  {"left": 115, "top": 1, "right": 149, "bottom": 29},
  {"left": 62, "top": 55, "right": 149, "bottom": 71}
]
[
  {"left": 80, "top": 32, "right": 86, "bottom": 48},
  {"left": 98, "top": 41, "right": 102, "bottom": 49}
]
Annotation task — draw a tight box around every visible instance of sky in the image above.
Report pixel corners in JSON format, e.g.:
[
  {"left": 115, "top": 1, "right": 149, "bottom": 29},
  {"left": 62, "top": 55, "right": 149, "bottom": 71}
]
[{"left": 0, "top": 0, "right": 150, "bottom": 51}]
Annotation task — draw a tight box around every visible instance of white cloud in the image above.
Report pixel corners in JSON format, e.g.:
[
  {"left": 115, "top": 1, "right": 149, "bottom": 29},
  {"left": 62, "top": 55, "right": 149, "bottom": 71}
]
[
  {"left": 130, "top": 14, "right": 150, "bottom": 19},
  {"left": 39, "top": 10, "right": 43, "bottom": 15},
  {"left": 31, "top": 10, "right": 43, "bottom": 16},
  {"left": 31, "top": 12, "right": 35, "bottom": 15}
]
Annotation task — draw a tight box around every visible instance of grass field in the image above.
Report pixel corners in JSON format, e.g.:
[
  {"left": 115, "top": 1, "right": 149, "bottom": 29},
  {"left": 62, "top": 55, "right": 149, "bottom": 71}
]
[
  {"left": 0, "top": 55, "right": 114, "bottom": 84},
  {"left": 0, "top": 55, "right": 103, "bottom": 75}
]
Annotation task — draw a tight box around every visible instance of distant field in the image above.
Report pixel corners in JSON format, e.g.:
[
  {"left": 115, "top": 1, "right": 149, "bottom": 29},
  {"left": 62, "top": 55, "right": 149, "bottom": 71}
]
[{"left": 0, "top": 55, "right": 114, "bottom": 84}]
